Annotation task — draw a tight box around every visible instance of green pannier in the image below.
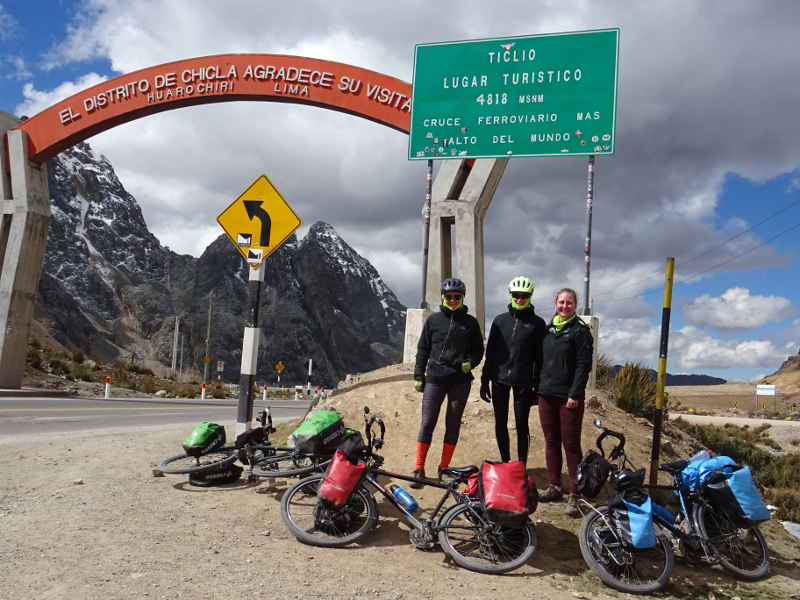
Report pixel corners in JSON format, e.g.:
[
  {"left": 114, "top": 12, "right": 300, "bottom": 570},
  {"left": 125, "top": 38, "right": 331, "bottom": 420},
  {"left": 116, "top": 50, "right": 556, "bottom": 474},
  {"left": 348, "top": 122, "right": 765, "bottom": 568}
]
[
  {"left": 290, "top": 410, "right": 345, "bottom": 454},
  {"left": 182, "top": 422, "right": 226, "bottom": 457}
]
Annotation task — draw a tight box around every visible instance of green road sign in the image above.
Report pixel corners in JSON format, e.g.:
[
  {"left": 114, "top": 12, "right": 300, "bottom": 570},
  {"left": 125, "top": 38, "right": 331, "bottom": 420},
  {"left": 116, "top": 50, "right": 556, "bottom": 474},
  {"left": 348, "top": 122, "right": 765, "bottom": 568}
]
[{"left": 409, "top": 29, "right": 619, "bottom": 160}]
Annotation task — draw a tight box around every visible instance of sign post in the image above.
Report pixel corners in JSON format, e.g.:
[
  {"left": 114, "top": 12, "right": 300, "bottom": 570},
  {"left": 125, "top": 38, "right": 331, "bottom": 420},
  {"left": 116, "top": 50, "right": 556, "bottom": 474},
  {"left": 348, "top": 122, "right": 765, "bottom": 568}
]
[
  {"left": 217, "top": 176, "right": 301, "bottom": 435},
  {"left": 409, "top": 29, "right": 619, "bottom": 160},
  {"left": 755, "top": 384, "right": 777, "bottom": 411},
  {"left": 649, "top": 257, "right": 674, "bottom": 488}
]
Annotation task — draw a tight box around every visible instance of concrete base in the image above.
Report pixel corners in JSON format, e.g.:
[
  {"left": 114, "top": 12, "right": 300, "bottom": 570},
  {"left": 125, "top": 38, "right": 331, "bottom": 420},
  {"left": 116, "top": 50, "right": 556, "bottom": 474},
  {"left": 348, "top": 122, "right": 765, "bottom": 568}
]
[{"left": 403, "top": 307, "right": 432, "bottom": 364}]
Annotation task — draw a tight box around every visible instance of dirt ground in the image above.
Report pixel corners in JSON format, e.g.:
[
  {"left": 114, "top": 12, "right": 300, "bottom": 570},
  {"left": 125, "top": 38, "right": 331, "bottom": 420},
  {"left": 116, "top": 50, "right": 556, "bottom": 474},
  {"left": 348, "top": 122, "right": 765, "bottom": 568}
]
[{"left": 1, "top": 364, "right": 799, "bottom": 600}]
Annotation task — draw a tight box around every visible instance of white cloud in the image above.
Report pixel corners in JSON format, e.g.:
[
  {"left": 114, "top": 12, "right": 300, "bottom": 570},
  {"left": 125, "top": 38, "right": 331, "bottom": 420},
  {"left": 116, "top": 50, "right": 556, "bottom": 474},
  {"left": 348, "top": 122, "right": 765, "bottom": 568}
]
[
  {"left": 0, "top": 4, "right": 17, "bottom": 41},
  {"left": 600, "top": 320, "right": 788, "bottom": 371},
  {"left": 682, "top": 287, "right": 794, "bottom": 329},
  {"left": 16, "top": 73, "right": 108, "bottom": 116},
  {"left": 3, "top": 55, "right": 30, "bottom": 80}
]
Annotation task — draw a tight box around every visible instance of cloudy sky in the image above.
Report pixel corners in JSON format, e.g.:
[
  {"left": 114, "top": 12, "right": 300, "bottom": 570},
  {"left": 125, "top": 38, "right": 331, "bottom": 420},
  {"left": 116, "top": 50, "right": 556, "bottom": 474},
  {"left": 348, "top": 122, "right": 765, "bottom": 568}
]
[{"left": 2, "top": 0, "right": 799, "bottom": 382}]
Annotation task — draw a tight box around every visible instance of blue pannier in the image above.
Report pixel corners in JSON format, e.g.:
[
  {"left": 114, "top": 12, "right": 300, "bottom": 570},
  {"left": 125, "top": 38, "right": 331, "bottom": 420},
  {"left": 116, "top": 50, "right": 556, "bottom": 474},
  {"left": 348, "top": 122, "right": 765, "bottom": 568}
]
[
  {"left": 703, "top": 465, "right": 770, "bottom": 526},
  {"left": 612, "top": 495, "right": 657, "bottom": 549}
]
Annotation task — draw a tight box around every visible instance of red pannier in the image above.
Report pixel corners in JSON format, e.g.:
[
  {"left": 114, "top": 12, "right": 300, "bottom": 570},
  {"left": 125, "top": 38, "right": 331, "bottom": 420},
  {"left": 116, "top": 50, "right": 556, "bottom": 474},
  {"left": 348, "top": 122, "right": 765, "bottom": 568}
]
[
  {"left": 317, "top": 449, "right": 365, "bottom": 507},
  {"left": 479, "top": 460, "right": 535, "bottom": 527}
]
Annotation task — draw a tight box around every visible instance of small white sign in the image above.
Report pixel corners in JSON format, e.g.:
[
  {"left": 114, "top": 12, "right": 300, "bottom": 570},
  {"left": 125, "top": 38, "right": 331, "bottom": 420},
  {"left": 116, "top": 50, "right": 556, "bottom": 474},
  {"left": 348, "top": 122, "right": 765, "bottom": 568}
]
[
  {"left": 246, "top": 248, "right": 263, "bottom": 264},
  {"left": 756, "top": 384, "right": 776, "bottom": 396},
  {"left": 237, "top": 232, "right": 252, "bottom": 246}
]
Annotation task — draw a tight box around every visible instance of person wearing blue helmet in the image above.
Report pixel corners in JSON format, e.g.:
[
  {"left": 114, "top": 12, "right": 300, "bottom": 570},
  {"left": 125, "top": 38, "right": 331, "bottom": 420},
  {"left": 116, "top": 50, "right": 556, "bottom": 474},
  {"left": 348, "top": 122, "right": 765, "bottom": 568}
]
[
  {"left": 412, "top": 277, "right": 484, "bottom": 487},
  {"left": 480, "top": 276, "right": 546, "bottom": 464}
]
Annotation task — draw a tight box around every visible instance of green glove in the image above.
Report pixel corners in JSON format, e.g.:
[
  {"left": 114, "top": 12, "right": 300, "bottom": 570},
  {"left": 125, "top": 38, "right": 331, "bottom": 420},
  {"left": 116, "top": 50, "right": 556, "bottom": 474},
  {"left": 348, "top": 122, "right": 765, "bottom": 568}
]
[
  {"left": 461, "top": 361, "right": 472, "bottom": 374},
  {"left": 414, "top": 379, "right": 424, "bottom": 393}
]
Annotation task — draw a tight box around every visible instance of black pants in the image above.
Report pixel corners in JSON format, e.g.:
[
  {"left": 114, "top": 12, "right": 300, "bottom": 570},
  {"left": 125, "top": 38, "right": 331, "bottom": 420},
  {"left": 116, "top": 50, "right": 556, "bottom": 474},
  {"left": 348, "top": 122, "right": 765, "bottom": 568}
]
[
  {"left": 417, "top": 381, "right": 471, "bottom": 445},
  {"left": 491, "top": 382, "right": 532, "bottom": 463}
]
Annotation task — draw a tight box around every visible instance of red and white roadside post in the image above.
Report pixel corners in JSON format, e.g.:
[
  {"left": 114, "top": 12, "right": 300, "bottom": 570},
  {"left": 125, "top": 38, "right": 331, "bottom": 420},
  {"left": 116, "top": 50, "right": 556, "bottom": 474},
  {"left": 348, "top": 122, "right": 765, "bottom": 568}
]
[
  {"left": 201, "top": 382, "right": 207, "bottom": 400},
  {"left": 104, "top": 376, "right": 111, "bottom": 399},
  {"left": 262, "top": 385, "right": 268, "bottom": 403}
]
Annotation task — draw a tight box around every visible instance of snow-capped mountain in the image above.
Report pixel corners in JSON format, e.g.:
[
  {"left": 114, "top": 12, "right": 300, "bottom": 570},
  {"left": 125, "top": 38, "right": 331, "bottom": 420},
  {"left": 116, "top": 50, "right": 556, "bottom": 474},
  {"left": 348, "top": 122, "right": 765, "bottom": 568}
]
[{"left": 35, "top": 142, "right": 406, "bottom": 387}]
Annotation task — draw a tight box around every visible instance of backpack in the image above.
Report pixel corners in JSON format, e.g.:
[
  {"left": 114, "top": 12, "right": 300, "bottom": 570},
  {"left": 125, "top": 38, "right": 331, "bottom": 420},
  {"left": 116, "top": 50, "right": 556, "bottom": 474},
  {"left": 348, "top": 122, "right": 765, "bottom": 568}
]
[
  {"left": 576, "top": 449, "right": 612, "bottom": 499},
  {"left": 290, "top": 410, "right": 345, "bottom": 454},
  {"left": 479, "top": 460, "right": 531, "bottom": 528},
  {"left": 317, "top": 449, "right": 366, "bottom": 507},
  {"left": 181, "top": 422, "right": 225, "bottom": 457}
]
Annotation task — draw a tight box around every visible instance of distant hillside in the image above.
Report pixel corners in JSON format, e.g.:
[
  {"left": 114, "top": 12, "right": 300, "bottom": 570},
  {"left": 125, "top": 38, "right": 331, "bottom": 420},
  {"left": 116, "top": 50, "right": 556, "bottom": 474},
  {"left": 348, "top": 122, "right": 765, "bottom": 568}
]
[
  {"left": 761, "top": 354, "right": 800, "bottom": 394},
  {"left": 610, "top": 365, "right": 726, "bottom": 386}
]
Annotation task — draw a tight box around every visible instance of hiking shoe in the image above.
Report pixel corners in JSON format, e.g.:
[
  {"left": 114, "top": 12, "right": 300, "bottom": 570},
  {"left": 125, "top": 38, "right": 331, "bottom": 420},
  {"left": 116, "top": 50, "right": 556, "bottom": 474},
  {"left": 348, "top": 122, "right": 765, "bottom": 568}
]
[
  {"left": 565, "top": 494, "right": 581, "bottom": 518},
  {"left": 410, "top": 469, "right": 426, "bottom": 489},
  {"left": 538, "top": 484, "right": 563, "bottom": 502}
]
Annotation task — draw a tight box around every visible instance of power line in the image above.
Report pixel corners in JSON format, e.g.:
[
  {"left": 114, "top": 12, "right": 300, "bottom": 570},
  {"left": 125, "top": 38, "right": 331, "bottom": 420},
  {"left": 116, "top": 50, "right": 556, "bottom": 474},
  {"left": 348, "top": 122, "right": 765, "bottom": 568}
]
[{"left": 592, "top": 196, "right": 800, "bottom": 304}]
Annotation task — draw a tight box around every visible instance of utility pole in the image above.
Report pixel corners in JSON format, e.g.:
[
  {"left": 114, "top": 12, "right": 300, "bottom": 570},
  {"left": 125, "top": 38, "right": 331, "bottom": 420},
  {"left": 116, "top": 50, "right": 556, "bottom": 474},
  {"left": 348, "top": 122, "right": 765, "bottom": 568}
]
[
  {"left": 170, "top": 316, "right": 180, "bottom": 377},
  {"left": 202, "top": 291, "right": 213, "bottom": 384},
  {"left": 178, "top": 333, "right": 184, "bottom": 379}
]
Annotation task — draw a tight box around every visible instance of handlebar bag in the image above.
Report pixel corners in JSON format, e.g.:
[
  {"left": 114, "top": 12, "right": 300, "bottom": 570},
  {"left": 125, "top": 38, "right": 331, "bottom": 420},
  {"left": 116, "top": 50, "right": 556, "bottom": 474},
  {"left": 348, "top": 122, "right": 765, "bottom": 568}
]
[
  {"left": 317, "top": 449, "right": 366, "bottom": 508},
  {"left": 576, "top": 449, "right": 612, "bottom": 499},
  {"left": 702, "top": 465, "right": 770, "bottom": 526},
  {"left": 611, "top": 493, "right": 657, "bottom": 549},
  {"left": 336, "top": 430, "right": 365, "bottom": 463},
  {"left": 181, "top": 422, "right": 226, "bottom": 457},
  {"left": 290, "top": 410, "right": 345, "bottom": 454},
  {"left": 479, "top": 460, "right": 530, "bottom": 527}
]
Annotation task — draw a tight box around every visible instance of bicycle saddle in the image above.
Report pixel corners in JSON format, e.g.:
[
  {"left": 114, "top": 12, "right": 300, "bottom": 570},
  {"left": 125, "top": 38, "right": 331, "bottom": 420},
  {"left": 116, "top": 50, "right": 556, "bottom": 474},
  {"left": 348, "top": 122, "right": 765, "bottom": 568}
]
[
  {"left": 659, "top": 459, "right": 688, "bottom": 474},
  {"left": 440, "top": 465, "right": 479, "bottom": 478}
]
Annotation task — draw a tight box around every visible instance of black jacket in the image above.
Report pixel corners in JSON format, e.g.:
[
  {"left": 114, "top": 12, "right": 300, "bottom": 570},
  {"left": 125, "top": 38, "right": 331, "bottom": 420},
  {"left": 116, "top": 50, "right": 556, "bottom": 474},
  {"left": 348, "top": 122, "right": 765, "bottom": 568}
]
[
  {"left": 481, "top": 304, "right": 546, "bottom": 388},
  {"left": 537, "top": 316, "right": 593, "bottom": 401},
  {"left": 414, "top": 305, "right": 484, "bottom": 384}
]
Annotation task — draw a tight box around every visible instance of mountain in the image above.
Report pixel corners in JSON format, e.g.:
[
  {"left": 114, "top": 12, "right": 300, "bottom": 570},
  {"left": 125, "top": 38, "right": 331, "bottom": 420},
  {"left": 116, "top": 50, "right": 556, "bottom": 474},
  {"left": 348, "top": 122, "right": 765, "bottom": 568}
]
[
  {"left": 34, "top": 142, "right": 406, "bottom": 388},
  {"left": 760, "top": 354, "right": 800, "bottom": 394},
  {"left": 609, "top": 365, "right": 726, "bottom": 386}
]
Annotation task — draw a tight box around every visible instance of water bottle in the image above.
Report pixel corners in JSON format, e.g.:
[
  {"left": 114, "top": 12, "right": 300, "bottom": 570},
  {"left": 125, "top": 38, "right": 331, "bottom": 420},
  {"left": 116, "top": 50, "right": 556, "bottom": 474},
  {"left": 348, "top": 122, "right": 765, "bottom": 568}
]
[{"left": 389, "top": 484, "right": 419, "bottom": 513}]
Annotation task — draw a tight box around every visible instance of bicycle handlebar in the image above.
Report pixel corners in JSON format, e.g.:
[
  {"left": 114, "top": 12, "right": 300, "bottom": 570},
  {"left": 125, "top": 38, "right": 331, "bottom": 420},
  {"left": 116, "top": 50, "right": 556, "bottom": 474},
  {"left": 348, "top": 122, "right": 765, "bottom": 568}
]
[{"left": 596, "top": 427, "right": 626, "bottom": 460}]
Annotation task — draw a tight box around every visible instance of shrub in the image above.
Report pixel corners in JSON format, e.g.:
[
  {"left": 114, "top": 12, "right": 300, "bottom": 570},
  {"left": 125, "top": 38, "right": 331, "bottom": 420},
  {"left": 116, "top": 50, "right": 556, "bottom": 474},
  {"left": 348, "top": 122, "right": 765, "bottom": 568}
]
[
  {"left": 127, "top": 363, "right": 154, "bottom": 376},
  {"left": 610, "top": 362, "right": 659, "bottom": 420},
  {"left": 138, "top": 376, "right": 156, "bottom": 394},
  {"left": 72, "top": 350, "right": 85, "bottom": 364},
  {"left": 27, "top": 348, "right": 42, "bottom": 370},
  {"left": 595, "top": 353, "right": 614, "bottom": 390},
  {"left": 209, "top": 381, "right": 226, "bottom": 399},
  {"left": 48, "top": 358, "right": 69, "bottom": 376},
  {"left": 69, "top": 363, "right": 93, "bottom": 382},
  {"left": 29, "top": 337, "right": 40, "bottom": 349}
]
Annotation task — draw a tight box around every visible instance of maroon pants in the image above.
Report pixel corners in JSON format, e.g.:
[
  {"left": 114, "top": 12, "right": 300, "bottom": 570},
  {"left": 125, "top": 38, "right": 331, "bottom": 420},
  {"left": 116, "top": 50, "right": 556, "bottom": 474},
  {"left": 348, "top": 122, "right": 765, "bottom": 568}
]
[{"left": 537, "top": 394, "right": 584, "bottom": 493}]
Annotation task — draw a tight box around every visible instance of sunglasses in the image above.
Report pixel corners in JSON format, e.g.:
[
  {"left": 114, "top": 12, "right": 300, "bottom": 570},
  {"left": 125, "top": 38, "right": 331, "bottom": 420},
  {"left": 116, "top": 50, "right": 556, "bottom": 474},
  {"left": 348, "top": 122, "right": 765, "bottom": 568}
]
[
  {"left": 511, "top": 292, "right": 531, "bottom": 299},
  {"left": 443, "top": 294, "right": 463, "bottom": 301}
]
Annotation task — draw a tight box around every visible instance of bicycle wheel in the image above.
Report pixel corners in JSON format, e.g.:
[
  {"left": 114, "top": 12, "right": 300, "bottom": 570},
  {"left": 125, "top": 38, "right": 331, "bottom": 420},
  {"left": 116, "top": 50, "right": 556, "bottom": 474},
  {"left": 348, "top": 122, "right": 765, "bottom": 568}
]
[
  {"left": 578, "top": 505, "right": 674, "bottom": 594},
  {"left": 159, "top": 446, "right": 238, "bottom": 475},
  {"left": 251, "top": 450, "right": 332, "bottom": 478},
  {"left": 693, "top": 502, "right": 769, "bottom": 580},
  {"left": 280, "top": 474, "right": 377, "bottom": 547},
  {"left": 438, "top": 502, "right": 537, "bottom": 574}
]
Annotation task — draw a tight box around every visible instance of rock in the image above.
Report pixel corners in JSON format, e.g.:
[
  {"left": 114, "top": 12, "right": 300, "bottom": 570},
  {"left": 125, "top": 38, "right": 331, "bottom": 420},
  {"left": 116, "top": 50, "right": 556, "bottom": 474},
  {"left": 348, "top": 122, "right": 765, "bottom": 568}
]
[
  {"left": 73, "top": 478, "right": 84, "bottom": 485},
  {"left": 152, "top": 469, "right": 165, "bottom": 477},
  {"left": 155, "top": 390, "right": 168, "bottom": 397}
]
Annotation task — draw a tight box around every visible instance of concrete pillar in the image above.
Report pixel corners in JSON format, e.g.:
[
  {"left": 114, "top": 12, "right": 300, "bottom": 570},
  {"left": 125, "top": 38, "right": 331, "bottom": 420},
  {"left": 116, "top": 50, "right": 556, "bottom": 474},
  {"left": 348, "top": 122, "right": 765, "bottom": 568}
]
[
  {"left": 578, "top": 314, "right": 600, "bottom": 391},
  {"left": 402, "top": 307, "right": 432, "bottom": 364},
  {"left": 0, "top": 114, "right": 51, "bottom": 388},
  {"left": 404, "top": 158, "right": 508, "bottom": 362}
]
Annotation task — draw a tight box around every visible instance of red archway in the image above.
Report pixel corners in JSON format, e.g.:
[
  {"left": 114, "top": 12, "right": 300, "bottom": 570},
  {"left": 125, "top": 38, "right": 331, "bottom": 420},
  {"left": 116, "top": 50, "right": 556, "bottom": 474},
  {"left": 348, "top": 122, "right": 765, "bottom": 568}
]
[{"left": 13, "top": 54, "right": 412, "bottom": 163}]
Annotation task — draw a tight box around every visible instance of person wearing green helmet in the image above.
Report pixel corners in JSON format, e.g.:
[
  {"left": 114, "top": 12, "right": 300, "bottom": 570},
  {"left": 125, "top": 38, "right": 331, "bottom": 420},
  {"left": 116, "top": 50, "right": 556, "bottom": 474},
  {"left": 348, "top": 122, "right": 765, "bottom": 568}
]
[
  {"left": 480, "top": 276, "right": 546, "bottom": 465},
  {"left": 412, "top": 278, "right": 484, "bottom": 487}
]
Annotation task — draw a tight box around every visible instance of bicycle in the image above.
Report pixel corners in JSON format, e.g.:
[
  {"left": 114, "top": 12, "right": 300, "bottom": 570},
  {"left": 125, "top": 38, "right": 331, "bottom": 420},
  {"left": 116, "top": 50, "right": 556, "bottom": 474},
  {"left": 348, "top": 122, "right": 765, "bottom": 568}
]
[
  {"left": 159, "top": 407, "right": 296, "bottom": 477},
  {"left": 578, "top": 420, "right": 769, "bottom": 595},
  {"left": 280, "top": 407, "right": 537, "bottom": 574}
]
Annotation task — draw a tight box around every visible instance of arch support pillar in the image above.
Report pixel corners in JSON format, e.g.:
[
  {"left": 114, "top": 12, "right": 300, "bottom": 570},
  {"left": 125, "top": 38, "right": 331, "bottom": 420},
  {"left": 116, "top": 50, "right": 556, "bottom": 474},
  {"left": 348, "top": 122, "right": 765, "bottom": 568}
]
[
  {"left": 403, "top": 158, "right": 507, "bottom": 363},
  {"left": 0, "top": 114, "right": 51, "bottom": 388}
]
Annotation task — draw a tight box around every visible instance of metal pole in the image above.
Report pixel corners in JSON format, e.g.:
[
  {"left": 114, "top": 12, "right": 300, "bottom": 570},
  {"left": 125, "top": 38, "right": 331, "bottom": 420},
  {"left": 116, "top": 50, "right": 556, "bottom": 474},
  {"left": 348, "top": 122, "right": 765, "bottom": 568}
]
[
  {"left": 306, "top": 358, "right": 312, "bottom": 395},
  {"left": 237, "top": 262, "right": 265, "bottom": 435},
  {"left": 179, "top": 333, "right": 184, "bottom": 379},
  {"left": 582, "top": 155, "right": 595, "bottom": 315},
  {"left": 170, "top": 316, "right": 180, "bottom": 376},
  {"left": 420, "top": 159, "right": 433, "bottom": 309},
  {"left": 649, "top": 257, "right": 675, "bottom": 487},
  {"left": 203, "top": 291, "right": 213, "bottom": 384}
]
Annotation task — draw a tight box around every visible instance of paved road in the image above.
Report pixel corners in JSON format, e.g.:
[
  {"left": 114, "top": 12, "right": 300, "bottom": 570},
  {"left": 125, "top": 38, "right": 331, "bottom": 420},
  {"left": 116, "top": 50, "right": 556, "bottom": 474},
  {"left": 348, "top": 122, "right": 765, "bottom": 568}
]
[
  {"left": 0, "top": 395, "right": 312, "bottom": 440},
  {"left": 669, "top": 412, "right": 800, "bottom": 429}
]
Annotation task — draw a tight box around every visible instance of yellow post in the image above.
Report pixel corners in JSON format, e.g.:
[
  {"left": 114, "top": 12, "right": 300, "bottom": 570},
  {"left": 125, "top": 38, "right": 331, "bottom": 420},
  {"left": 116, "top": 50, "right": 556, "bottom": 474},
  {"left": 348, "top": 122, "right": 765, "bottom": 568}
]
[{"left": 649, "top": 257, "right": 674, "bottom": 487}]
